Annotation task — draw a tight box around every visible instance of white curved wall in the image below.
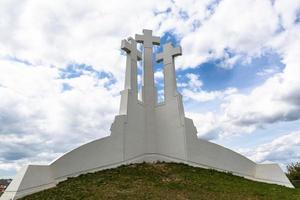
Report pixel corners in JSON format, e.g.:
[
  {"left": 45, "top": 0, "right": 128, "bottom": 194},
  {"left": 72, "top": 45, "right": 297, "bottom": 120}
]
[
  {"left": 185, "top": 118, "right": 256, "bottom": 177},
  {"left": 1, "top": 165, "right": 55, "bottom": 200},
  {"left": 254, "top": 164, "right": 292, "bottom": 186}
]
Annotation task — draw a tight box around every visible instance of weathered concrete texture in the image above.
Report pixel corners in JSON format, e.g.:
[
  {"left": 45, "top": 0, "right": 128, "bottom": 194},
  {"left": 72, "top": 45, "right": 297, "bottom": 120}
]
[{"left": 0, "top": 29, "right": 293, "bottom": 200}]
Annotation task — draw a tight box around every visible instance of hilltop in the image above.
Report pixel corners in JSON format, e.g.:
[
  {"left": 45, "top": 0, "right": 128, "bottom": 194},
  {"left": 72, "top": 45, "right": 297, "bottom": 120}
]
[{"left": 20, "top": 162, "right": 300, "bottom": 200}]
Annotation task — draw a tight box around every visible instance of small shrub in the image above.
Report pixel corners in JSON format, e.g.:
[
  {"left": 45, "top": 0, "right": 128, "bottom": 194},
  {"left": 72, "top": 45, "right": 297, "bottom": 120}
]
[{"left": 287, "top": 162, "right": 300, "bottom": 181}]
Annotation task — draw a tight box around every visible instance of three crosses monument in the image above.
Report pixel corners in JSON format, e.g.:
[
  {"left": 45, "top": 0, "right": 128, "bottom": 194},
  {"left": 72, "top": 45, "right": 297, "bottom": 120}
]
[{"left": 0, "top": 29, "right": 293, "bottom": 200}]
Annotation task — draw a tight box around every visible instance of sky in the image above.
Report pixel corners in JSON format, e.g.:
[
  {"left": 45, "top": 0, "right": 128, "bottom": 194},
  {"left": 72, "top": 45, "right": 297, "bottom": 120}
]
[{"left": 0, "top": 0, "right": 300, "bottom": 178}]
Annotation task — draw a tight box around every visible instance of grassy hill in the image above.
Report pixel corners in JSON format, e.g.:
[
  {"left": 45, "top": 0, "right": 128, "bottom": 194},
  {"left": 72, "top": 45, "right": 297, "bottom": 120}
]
[{"left": 19, "top": 162, "right": 300, "bottom": 200}]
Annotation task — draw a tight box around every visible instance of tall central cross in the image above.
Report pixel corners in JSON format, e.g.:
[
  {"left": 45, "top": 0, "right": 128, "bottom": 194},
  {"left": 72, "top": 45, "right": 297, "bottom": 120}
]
[
  {"left": 121, "top": 37, "right": 142, "bottom": 94},
  {"left": 135, "top": 29, "right": 160, "bottom": 105},
  {"left": 135, "top": 29, "right": 160, "bottom": 153},
  {"left": 156, "top": 42, "right": 182, "bottom": 100}
]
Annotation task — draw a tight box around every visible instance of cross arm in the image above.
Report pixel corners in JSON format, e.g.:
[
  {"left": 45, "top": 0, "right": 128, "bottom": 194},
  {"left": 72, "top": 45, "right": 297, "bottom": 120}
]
[
  {"left": 135, "top": 34, "right": 160, "bottom": 45},
  {"left": 156, "top": 53, "right": 164, "bottom": 63},
  {"left": 121, "top": 39, "right": 131, "bottom": 54},
  {"left": 128, "top": 37, "right": 142, "bottom": 61},
  {"left": 152, "top": 36, "right": 160, "bottom": 45},
  {"left": 172, "top": 46, "right": 182, "bottom": 57},
  {"left": 135, "top": 34, "right": 144, "bottom": 43},
  {"left": 135, "top": 29, "right": 160, "bottom": 45}
]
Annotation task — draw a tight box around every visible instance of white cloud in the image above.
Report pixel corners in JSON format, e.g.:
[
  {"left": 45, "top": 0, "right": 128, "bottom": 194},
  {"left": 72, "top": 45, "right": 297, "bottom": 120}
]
[
  {"left": 186, "top": 112, "right": 220, "bottom": 140},
  {"left": 219, "top": 25, "right": 300, "bottom": 128},
  {"left": 0, "top": 59, "right": 119, "bottom": 174},
  {"left": 256, "top": 66, "right": 281, "bottom": 76},
  {"left": 154, "top": 70, "right": 164, "bottom": 81},
  {"left": 179, "top": 1, "right": 300, "bottom": 141},
  {"left": 274, "top": 0, "right": 300, "bottom": 30},
  {"left": 183, "top": 87, "right": 237, "bottom": 102},
  {"left": 186, "top": 73, "right": 203, "bottom": 88},
  {"left": 0, "top": 0, "right": 174, "bottom": 175},
  {"left": 155, "top": 0, "right": 216, "bottom": 36},
  {"left": 239, "top": 130, "right": 300, "bottom": 167},
  {"left": 0, "top": 0, "right": 172, "bottom": 81},
  {"left": 185, "top": 25, "right": 300, "bottom": 139},
  {"left": 182, "top": 73, "right": 237, "bottom": 102},
  {"left": 176, "top": 0, "right": 279, "bottom": 68}
]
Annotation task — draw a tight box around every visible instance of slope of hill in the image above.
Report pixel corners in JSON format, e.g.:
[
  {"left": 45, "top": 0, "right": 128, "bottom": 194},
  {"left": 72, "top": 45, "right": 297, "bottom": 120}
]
[{"left": 20, "top": 162, "right": 300, "bottom": 200}]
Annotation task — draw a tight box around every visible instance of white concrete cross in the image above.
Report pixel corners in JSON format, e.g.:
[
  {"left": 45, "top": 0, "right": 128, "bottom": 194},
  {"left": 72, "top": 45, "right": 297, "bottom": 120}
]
[
  {"left": 156, "top": 42, "right": 182, "bottom": 65},
  {"left": 121, "top": 37, "right": 142, "bottom": 93},
  {"left": 135, "top": 29, "right": 160, "bottom": 106},
  {"left": 156, "top": 42, "right": 182, "bottom": 100},
  {"left": 135, "top": 30, "right": 160, "bottom": 152}
]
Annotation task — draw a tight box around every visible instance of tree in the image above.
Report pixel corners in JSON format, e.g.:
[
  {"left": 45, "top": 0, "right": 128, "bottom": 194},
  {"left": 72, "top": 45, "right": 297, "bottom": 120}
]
[{"left": 286, "top": 162, "right": 300, "bottom": 180}]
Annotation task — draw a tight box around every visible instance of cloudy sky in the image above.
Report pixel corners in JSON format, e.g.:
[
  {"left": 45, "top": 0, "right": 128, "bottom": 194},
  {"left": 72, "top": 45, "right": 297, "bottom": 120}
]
[{"left": 1, "top": 0, "right": 300, "bottom": 178}]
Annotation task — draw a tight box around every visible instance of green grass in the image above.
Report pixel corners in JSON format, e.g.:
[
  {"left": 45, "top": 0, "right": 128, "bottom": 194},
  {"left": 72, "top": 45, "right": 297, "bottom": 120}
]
[{"left": 21, "top": 162, "right": 300, "bottom": 200}]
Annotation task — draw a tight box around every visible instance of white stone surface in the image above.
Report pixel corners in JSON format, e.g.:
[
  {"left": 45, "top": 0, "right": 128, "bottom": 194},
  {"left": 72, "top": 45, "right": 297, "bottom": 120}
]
[{"left": 0, "top": 29, "right": 294, "bottom": 200}]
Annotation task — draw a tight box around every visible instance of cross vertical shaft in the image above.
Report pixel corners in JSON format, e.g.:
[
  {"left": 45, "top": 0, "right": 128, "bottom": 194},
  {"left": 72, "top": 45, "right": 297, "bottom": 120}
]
[
  {"left": 135, "top": 29, "right": 160, "bottom": 106},
  {"left": 121, "top": 37, "right": 142, "bottom": 94},
  {"left": 119, "top": 37, "right": 142, "bottom": 115}
]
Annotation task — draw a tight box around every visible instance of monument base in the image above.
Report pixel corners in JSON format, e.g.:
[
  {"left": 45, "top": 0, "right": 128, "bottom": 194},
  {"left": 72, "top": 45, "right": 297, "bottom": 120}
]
[
  {"left": 1, "top": 154, "right": 294, "bottom": 200},
  {"left": 0, "top": 115, "right": 294, "bottom": 200}
]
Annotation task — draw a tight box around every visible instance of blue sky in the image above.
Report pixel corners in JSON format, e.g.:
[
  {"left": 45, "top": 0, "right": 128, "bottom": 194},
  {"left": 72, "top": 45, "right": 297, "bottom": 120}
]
[{"left": 0, "top": 0, "right": 300, "bottom": 178}]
